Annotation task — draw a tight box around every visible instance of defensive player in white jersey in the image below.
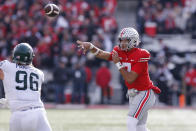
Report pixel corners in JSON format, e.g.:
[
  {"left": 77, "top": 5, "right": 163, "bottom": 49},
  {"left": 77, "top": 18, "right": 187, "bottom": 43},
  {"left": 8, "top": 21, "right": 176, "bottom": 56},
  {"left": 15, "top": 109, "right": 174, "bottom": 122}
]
[{"left": 0, "top": 43, "right": 52, "bottom": 131}]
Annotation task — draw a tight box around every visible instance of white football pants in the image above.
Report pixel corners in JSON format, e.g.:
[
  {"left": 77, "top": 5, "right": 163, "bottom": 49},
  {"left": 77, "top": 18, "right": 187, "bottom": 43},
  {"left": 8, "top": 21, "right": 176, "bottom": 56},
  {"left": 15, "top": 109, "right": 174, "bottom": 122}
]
[
  {"left": 127, "top": 89, "right": 156, "bottom": 131},
  {"left": 10, "top": 108, "right": 52, "bottom": 131}
]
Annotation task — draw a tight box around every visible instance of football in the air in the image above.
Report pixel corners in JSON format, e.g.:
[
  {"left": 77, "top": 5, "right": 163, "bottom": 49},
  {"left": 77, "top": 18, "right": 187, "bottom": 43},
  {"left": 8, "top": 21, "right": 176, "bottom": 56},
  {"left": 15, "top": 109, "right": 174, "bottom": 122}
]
[{"left": 44, "top": 3, "right": 60, "bottom": 17}]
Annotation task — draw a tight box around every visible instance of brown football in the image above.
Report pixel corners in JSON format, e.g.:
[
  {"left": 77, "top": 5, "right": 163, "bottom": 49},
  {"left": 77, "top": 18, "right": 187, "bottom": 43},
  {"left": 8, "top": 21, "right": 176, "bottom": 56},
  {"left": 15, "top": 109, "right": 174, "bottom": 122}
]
[{"left": 44, "top": 3, "right": 60, "bottom": 17}]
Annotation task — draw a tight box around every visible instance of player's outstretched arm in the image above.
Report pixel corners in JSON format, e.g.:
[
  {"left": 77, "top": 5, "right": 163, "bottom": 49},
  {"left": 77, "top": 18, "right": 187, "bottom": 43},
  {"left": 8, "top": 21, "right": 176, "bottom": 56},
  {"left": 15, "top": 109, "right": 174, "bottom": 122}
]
[{"left": 77, "top": 40, "right": 111, "bottom": 60}]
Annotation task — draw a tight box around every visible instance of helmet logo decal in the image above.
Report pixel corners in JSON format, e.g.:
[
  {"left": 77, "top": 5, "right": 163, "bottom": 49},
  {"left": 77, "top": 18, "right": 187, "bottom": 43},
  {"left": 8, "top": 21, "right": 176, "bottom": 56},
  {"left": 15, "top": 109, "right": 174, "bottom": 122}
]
[{"left": 120, "top": 29, "right": 125, "bottom": 37}]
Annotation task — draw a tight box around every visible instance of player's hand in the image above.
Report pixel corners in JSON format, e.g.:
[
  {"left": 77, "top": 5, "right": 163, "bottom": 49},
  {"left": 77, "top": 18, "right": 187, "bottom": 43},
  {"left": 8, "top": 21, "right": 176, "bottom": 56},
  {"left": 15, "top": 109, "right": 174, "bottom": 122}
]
[
  {"left": 112, "top": 50, "right": 120, "bottom": 63},
  {"left": 77, "top": 40, "right": 91, "bottom": 54}
]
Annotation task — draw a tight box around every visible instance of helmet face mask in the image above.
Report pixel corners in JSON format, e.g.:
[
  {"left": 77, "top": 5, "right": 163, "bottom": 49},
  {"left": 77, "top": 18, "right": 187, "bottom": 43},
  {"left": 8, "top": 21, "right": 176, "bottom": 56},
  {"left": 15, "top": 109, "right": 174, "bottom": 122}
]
[
  {"left": 118, "top": 38, "right": 131, "bottom": 51},
  {"left": 118, "top": 27, "right": 140, "bottom": 51},
  {"left": 12, "top": 43, "right": 34, "bottom": 65}
]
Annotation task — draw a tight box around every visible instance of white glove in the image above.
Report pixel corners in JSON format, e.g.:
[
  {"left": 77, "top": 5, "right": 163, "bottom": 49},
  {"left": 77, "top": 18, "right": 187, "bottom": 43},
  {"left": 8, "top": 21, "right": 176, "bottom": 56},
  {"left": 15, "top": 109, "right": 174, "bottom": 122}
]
[{"left": 0, "top": 98, "right": 8, "bottom": 108}]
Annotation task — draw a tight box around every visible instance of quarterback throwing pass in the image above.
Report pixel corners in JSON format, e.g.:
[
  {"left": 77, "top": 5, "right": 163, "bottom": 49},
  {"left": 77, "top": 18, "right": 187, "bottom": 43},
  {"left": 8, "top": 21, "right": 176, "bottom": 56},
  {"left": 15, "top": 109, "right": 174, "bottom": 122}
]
[{"left": 77, "top": 27, "right": 161, "bottom": 131}]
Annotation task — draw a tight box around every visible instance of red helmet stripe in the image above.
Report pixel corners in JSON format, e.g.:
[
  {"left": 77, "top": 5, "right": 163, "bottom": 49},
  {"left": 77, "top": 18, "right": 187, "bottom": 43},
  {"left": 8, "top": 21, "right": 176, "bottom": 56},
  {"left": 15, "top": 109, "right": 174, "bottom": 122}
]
[{"left": 120, "top": 29, "right": 125, "bottom": 37}]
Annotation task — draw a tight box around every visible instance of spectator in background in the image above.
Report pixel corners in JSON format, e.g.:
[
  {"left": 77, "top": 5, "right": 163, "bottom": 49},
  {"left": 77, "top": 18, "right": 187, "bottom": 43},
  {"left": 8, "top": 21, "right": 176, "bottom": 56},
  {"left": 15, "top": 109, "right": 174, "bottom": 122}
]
[
  {"left": 84, "top": 64, "right": 92, "bottom": 105},
  {"left": 154, "top": 2, "right": 165, "bottom": 33},
  {"left": 71, "top": 62, "right": 86, "bottom": 104},
  {"left": 165, "top": 13, "right": 176, "bottom": 34},
  {"left": 186, "top": 11, "right": 196, "bottom": 39},
  {"left": 190, "top": 65, "right": 196, "bottom": 106},
  {"left": 170, "top": 81, "right": 181, "bottom": 106},
  {"left": 53, "top": 58, "right": 69, "bottom": 104},
  {"left": 155, "top": 63, "right": 174, "bottom": 105},
  {"left": 102, "top": 0, "right": 117, "bottom": 15},
  {"left": 184, "top": 64, "right": 196, "bottom": 105},
  {"left": 96, "top": 62, "right": 111, "bottom": 104}
]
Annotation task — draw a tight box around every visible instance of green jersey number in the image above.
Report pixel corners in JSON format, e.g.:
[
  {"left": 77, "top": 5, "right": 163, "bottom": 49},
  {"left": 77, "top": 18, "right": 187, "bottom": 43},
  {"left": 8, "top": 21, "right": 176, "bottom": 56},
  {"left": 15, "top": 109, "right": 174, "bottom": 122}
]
[{"left": 15, "top": 71, "right": 39, "bottom": 91}]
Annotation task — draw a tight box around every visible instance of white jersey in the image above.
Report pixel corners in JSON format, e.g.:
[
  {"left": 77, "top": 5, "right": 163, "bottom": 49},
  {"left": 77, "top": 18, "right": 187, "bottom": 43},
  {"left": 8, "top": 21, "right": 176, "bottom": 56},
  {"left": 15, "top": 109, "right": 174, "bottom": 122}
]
[{"left": 0, "top": 60, "right": 44, "bottom": 112}]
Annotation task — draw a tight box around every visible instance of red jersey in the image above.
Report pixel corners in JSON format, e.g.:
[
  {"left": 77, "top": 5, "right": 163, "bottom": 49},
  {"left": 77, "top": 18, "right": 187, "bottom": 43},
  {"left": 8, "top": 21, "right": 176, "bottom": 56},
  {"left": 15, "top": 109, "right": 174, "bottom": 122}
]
[{"left": 109, "top": 46, "right": 161, "bottom": 94}]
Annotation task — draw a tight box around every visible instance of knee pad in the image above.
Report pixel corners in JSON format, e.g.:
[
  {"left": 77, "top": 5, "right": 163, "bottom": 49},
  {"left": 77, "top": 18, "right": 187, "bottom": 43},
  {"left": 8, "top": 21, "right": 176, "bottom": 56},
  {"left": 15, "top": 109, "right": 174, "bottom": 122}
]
[
  {"left": 136, "top": 124, "right": 150, "bottom": 131},
  {"left": 127, "top": 116, "right": 138, "bottom": 131}
]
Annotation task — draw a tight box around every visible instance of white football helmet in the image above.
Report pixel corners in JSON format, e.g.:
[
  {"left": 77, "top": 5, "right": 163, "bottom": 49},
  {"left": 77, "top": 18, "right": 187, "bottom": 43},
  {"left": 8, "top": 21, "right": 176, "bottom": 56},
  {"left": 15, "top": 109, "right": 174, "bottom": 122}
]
[{"left": 118, "top": 27, "right": 140, "bottom": 50}]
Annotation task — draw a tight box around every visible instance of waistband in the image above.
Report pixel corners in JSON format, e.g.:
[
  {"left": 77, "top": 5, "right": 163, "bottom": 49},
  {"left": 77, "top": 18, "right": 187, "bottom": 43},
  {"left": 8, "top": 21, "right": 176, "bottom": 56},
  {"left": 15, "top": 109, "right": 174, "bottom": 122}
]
[
  {"left": 127, "top": 89, "right": 139, "bottom": 97},
  {"left": 13, "top": 106, "right": 43, "bottom": 112}
]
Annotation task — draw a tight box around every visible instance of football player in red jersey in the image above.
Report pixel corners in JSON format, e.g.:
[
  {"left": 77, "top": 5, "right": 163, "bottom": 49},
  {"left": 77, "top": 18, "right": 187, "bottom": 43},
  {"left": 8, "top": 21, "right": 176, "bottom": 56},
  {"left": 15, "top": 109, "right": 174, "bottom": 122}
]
[{"left": 77, "top": 27, "right": 161, "bottom": 131}]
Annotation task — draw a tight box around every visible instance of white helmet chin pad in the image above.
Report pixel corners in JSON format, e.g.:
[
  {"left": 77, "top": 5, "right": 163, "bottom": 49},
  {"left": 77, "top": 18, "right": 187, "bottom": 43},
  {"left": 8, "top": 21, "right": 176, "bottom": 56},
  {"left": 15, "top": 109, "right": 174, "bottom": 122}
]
[{"left": 118, "top": 27, "right": 140, "bottom": 50}]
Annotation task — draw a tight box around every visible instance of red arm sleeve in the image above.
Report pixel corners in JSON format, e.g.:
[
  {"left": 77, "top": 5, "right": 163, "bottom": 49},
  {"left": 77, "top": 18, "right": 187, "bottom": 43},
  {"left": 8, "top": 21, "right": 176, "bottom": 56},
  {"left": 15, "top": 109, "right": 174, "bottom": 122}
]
[{"left": 108, "top": 46, "right": 119, "bottom": 61}]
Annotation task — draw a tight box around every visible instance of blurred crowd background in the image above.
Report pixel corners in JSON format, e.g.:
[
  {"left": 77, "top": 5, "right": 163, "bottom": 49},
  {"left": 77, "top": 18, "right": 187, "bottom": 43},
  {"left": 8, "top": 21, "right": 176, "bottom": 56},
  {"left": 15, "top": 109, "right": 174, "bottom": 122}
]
[
  {"left": 137, "top": 0, "right": 196, "bottom": 37},
  {"left": 0, "top": 0, "right": 196, "bottom": 107}
]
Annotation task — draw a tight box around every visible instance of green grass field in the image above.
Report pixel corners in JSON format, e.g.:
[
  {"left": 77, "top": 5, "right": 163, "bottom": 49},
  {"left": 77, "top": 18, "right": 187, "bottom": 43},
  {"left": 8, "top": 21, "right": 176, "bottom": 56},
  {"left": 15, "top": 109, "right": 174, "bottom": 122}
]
[{"left": 0, "top": 108, "right": 196, "bottom": 131}]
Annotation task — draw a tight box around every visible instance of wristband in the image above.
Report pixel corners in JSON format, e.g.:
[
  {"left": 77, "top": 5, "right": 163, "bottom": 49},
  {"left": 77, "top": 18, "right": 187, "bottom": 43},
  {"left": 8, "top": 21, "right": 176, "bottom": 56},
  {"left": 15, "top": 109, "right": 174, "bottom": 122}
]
[
  {"left": 89, "top": 43, "right": 94, "bottom": 50},
  {"left": 115, "top": 62, "right": 124, "bottom": 70}
]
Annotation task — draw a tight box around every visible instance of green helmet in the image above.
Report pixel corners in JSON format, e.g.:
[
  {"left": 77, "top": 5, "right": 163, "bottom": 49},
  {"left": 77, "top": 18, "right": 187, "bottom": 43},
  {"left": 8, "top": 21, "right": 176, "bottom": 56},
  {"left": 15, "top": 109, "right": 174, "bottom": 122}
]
[{"left": 12, "top": 43, "right": 35, "bottom": 65}]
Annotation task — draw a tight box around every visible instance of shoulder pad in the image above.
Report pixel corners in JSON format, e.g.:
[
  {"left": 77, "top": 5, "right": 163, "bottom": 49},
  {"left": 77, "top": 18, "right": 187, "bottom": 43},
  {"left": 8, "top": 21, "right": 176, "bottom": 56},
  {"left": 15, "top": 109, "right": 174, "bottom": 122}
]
[
  {"left": 137, "top": 49, "right": 150, "bottom": 62},
  {"left": 0, "top": 60, "right": 10, "bottom": 71},
  {"left": 140, "top": 49, "right": 150, "bottom": 57},
  {"left": 0, "top": 60, "right": 8, "bottom": 67}
]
